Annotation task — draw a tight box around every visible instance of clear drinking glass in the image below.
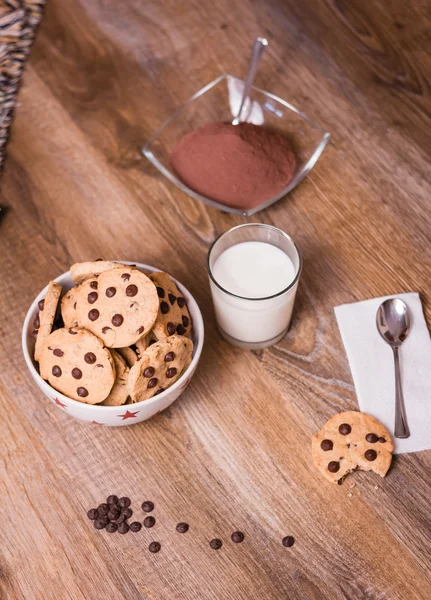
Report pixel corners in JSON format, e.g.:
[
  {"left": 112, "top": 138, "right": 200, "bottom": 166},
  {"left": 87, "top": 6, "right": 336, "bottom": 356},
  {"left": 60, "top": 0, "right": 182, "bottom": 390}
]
[
  {"left": 207, "top": 224, "right": 302, "bottom": 350},
  {"left": 143, "top": 74, "right": 330, "bottom": 216}
]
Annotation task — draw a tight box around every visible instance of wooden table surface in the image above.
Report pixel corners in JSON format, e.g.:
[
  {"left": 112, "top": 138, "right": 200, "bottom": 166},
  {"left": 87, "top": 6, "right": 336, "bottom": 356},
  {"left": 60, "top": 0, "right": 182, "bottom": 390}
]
[{"left": 1, "top": 0, "right": 430, "bottom": 598}]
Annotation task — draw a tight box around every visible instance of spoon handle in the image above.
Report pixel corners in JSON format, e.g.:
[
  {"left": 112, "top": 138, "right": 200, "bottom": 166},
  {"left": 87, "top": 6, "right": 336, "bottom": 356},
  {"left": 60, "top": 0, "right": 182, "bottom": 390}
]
[
  {"left": 393, "top": 346, "right": 410, "bottom": 438},
  {"left": 232, "top": 37, "right": 268, "bottom": 125}
]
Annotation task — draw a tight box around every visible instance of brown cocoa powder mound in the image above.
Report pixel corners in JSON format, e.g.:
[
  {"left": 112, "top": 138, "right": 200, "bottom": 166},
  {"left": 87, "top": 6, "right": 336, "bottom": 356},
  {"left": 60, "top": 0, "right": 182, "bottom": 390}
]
[{"left": 170, "top": 121, "right": 296, "bottom": 210}]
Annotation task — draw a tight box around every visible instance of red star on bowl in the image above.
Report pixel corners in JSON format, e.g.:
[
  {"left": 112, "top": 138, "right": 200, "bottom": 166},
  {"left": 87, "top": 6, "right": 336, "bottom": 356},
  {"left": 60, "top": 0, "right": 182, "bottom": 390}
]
[
  {"left": 117, "top": 409, "right": 139, "bottom": 420},
  {"left": 53, "top": 397, "right": 67, "bottom": 409}
]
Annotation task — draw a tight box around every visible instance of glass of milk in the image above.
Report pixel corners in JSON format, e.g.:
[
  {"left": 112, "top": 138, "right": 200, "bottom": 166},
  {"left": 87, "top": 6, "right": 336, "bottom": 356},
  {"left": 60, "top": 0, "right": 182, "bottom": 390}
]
[{"left": 207, "top": 224, "right": 302, "bottom": 349}]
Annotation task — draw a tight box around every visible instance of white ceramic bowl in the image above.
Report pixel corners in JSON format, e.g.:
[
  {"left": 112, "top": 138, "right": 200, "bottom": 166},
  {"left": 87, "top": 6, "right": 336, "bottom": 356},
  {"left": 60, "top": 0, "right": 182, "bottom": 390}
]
[{"left": 22, "top": 262, "right": 204, "bottom": 426}]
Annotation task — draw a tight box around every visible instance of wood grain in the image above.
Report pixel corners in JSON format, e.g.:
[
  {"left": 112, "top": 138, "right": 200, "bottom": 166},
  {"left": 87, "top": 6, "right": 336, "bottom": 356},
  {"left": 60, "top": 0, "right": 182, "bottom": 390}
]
[{"left": 1, "top": 0, "right": 431, "bottom": 598}]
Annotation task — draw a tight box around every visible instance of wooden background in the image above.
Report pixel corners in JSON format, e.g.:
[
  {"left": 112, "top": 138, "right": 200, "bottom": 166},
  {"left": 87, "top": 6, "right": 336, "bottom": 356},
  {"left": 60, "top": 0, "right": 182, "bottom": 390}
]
[{"left": 1, "top": 0, "right": 430, "bottom": 598}]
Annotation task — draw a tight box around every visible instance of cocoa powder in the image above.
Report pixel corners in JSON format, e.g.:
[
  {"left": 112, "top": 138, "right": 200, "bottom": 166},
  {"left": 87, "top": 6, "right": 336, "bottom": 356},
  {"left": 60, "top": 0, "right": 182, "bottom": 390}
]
[{"left": 170, "top": 121, "right": 296, "bottom": 210}]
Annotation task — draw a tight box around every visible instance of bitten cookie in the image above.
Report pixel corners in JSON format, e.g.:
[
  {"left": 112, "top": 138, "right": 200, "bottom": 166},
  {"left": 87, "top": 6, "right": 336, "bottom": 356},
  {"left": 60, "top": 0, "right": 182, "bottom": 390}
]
[
  {"left": 75, "top": 266, "right": 159, "bottom": 348},
  {"left": 70, "top": 260, "right": 124, "bottom": 285},
  {"left": 39, "top": 327, "right": 116, "bottom": 404},
  {"left": 128, "top": 335, "right": 193, "bottom": 402},
  {"left": 34, "top": 281, "right": 62, "bottom": 362},
  {"left": 100, "top": 350, "right": 129, "bottom": 406},
  {"left": 149, "top": 272, "right": 192, "bottom": 340},
  {"left": 312, "top": 411, "right": 394, "bottom": 484}
]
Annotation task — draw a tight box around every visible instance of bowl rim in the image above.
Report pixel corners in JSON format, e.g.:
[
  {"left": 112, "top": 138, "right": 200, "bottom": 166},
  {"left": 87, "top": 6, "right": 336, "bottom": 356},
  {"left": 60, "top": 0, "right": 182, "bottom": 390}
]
[
  {"left": 21, "top": 261, "right": 204, "bottom": 411},
  {"left": 142, "top": 72, "right": 330, "bottom": 217}
]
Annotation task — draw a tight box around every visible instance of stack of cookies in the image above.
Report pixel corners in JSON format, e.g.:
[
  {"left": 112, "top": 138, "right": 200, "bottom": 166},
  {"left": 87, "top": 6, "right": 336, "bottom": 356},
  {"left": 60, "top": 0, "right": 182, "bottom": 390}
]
[{"left": 32, "top": 261, "right": 194, "bottom": 405}]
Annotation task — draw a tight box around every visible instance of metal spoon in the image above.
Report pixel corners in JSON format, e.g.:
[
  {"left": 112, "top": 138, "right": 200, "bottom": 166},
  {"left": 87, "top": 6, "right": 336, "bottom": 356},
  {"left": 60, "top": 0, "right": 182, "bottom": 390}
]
[
  {"left": 376, "top": 298, "right": 411, "bottom": 438},
  {"left": 232, "top": 37, "right": 268, "bottom": 126}
]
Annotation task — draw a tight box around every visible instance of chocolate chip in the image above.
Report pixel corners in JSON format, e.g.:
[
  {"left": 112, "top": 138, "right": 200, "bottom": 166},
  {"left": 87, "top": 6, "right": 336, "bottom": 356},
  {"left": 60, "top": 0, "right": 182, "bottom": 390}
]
[
  {"left": 112, "top": 514, "right": 126, "bottom": 525},
  {"left": 149, "top": 541, "right": 161, "bottom": 553},
  {"left": 77, "top": 387, "right": 89, "bottom": 397},
  {"left": 96, "top": 364, "right": 104, "bottom": 368},
  {"left": 33, "top": 314, "right": 40, "bottom": 329},
  {"left": 95, "top": 258, "right": 103, "bottom": 261},
  {"left": 177, "top": 297, "right": 185, "bottom": 308},
  {"left": 147, "top": 378, "right": 158, "bottom": 388},
  {"left": 156, "top": 286, "right": 165, "bottom": 298},
  {"left": 88, "top": 309, "right": 100, "bottom": 321},
  {"left": 112, "top": 314, "right": 124, "bottom": 327},
  {"left": 102, "top": 326, "right": 112, "bottom": 334},
  {"left": 126, "top": 284, "right": 138, "bottom": 297},
  {"left": 94, "top": 518, "right": 107, "bottom": 530},
  {"left": 137, "top": 326, "right": 145, "bottom": 334},
  {"left": 38, "top": 299, "right": 45, "bottom": 311},
  {"left": 166, "top": 367, "right": 177, "bottom": 378},
  {"left": 328, "top": 461, "right": 340, "bottom": 473},
  {"left": 121, "top": 273, "right": 131, "bottom": 281},
  {"left": 98, "top": 503, "right": 109, "bottom": 516},
  {"left": 53, "top": 348, "right": 64, "bottom": 357},
  {"left": 320, "top": 439, "right": 333, "bottom": 451},
  {"left": 176, "top": 324, "right": 186, "bottom": 335},
  {"left": 231, "top": 531, "right": 244, "bottom": 543},
  {"left": 339, "top": 424, "right": 351, "bottom": 435},
  {"left": 365, "top": 449, "right": 377, "bottom": 461},
  {"left": 118, "top": 521, "right": 130, "bottom": 534},
  {"left": 164, "top": 352, "right": 175, "bottom": 362},
  {"left": 154, "top": 389, "right": 165, "bottom": 395},
  {"left": 378, "top": 437, "right": 386, "bottom": 443},
  {"left": 87, "top": 292, "right": 98, "bottom": 304},
  {"left": 108, "top": 508, "right": 121, "bottom": 521},
  {"left": 176, "top": 522, "right": 189, "bottom": 533},
  {"left": 365, "top": 433, "right": 379, "bottom": 443},
  {"left": 144, "top": 516, "right": 155, "bottom": 528},
  {"left": 118, "top": 497, "right": 131, "bottom": 508},
  {"left": 167, "top": 322, "right": 176, "bottom": 335},
  {"left": 130, "top": 522, "right": 142, "bottom": 533},
  {"left": 87, "top": 508, "right": 98, "bottom": 520},
  {"left": 141, "top": 501, "right": 154, "bottom": 513},
  {"left": 122, "top": 507, "right": 133, "bottom": 519},
  {"left": 72, "top": 367, "right": 82, "bottom": 379},
  {"left": 107, "top": 495, "right": 118, "bottom": 505},
  {"left": 282, "top": 536, "right": 295, "bottom": 548},
  {"left": 143, "top": 367, "right": 155, "bottom": 378},
  {"left": 106, "top": 287, "right": 116, "bottom": 298},
  {"left": 168, "top": 293, "right": 176, "bottom": 305},
  {"left": 84, "top": 352, "right": 96, "bottom": 364},
  {"left": 210, "top": 539, "right": 222, "bottom": 550},
  {"left": 160, "top": 301, "right": 170, "bottom": 314},
  {"left": 90, "top": 281, "right": 98, "bottom": 289},
  {"left": 106, "top": 522, "right": 118, "bottom": 533},
  {"left": 182, "top": 316, "right": 189, "bottom": 328},
  {"left": 68, "top": 328, "right": 78, "bottom": 334},
  {"left": 52, "top": 365, "right": 62, "bottom": 377}
]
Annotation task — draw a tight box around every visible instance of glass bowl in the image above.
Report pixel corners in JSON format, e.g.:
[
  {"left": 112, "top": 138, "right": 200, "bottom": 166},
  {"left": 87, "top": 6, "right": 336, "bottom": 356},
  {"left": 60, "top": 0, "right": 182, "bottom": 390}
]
[{"left": 142, "top": 73, "right": 330, "bottom": 217}]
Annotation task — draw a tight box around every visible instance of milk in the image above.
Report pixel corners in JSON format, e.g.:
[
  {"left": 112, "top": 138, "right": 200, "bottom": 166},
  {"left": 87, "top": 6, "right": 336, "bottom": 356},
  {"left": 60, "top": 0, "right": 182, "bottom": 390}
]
[{"left": 210, "top": 240, "right": 300, "bottom": 348}]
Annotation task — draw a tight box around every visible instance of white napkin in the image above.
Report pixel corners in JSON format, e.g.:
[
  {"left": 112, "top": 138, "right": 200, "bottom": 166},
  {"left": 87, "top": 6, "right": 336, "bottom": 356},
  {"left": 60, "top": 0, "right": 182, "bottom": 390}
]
[{"left": 335, "top": 292, "right": 431, "bottom": 454}]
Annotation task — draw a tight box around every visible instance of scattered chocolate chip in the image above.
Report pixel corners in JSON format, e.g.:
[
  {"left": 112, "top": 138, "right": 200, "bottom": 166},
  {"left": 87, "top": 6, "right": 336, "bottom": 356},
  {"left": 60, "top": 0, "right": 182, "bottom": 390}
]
[
  {"left": 112, "top": 514, "right": 126, "bottom": 525},
  {"left": 177, "top": 297, "right": 185, "bottom": 308},
  {"left": 88, "top": 309, "right": 100, "bottom": 321},
  {"left": 176, "top": 522, "right": 189, "bottom": 533},
  {"left": 320, "top": 439, "right": 333, "bottom": 451},
  {"left": 182, "top": 316, "right": 189, "bottom": 328},
  {"left": 167, "top": 322, "right": 176, "bottom": 335},
  {"left": 72, "top": 367, "right": 82, "bottom": 379},
  {"left": 339, "top": 424, "right": 351, "bottom": 435},
  {"left": 126, "top": 284, "right": 138, "bottom": 297},
  {"left": 144, "top": 516, "right": 155, "bottom": 528},
  {"left": 156, "top": 286, "right": 165, "bottom": 298},
  {"left": 87, "top": 508, "right": 98, "bottom": 520},
  {"left": 160, "top": 301, "right": 170, "bottom": 314},
  {"left": 53, "top": 348, "right": 64, "bottom": 357},
  {"left": 122, "top": 508, "right": 133, "bottom": 519},
  {"left": 210, "top": 539, "right": 222, "bottom": 550},
  {"left": 154, "top": 389, "right": 165, "bottom": 395},
  {"left": 33, "top": 314, "right": 40, "bottom": 329},
  {"left": 130, "top": 522, "right": 142, "bottom": 533},
  {"left": 102, "top": 326, "right": 112, "bottom": 334},
  {"left": 137, "top": 326, "right": 145, "bottom": 334},
  {"left": 106, "top": 522, "right": 118, "bottom": 533},
  {"left": 168, "top": 293, "right": 177, "bottom": 305},
  {"left": 87, "top": 292, "right": 98, "bottom": 304},
  {"left": 365, "top": 433, "right": 379, "bottom": 443},
  {"left": 84, "top": 352, "right": 96, "bottom": 364},
  {"left": 107, "top": 494, "right": 119, "bottom": 505},
  {"left": 112, "top": 314, "right": 124, "bottom": 327},
  {"left": 121, "top": 273, "right": 131, "bottom": 282},
  {"left": 52, "top": 365, "right": 62, "bottom": 377},
  {"left": 118, "top": 521, "right": 130, "bottom": 534},
  {"left": 149, "top": 541, "right": 161, "bottom": 553},
  {"left": 147, "top": 378, "right": 158, "bottom": 389},
  {"left": 164, "top": 352, "right": 175, "bottom": 362},
  {"left": 90, "top": 281, "right": 98, "bottom": 289},
  {"left": 328, "top": 461, "right": 340, "bottom": 473},
  {"left": 378, "top": 437, "right": 386, "bottom": 443},
  {"left": 77, "top": 387, "right": 89, "bottom": 398},
  {"left": 106, "top": 287, "right": 116, "bottom": 298},
  {"left": 282, "top": 536, "right": 295, "bottom": 548},
  {"left": 231, "top": 531, "right": 244, "bottom": 543},
  {"left": 108, "top": 508, "right": 121, "bottom": 521},
  {"left": 365, "top": 449, "right": 377, "bottom": 461},
  {"left": 98, "top": 503, "right": 109, "bottom": 516},
  {"left": 141, "top": 501, "right": 154, "bottom": 513},
  {"left": 118, "top": 497, "right": 131, "bottom": 509},
  {"left": 94, "top": 518, "right": 107, "bottom": 530},
  {"left": 176, "top": 325, "right": 186, "bottom": 335},
  {"left": 38, "top": 299, "right": 45, "bottom": 311},
  {"left": 143, "top": 366, "right": 155, "bottom": 378},
  {"left": 166, "top": 367, "right": 177, "bottom": 378},
  {"left": 68, "top": 328, "right": 78, "bottom": 334}
]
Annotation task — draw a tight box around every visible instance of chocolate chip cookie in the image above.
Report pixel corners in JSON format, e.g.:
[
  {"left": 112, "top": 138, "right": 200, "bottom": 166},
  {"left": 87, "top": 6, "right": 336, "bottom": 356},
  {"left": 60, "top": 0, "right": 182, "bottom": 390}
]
[
  {"left": 128, "top": 335, "right": 193, "bottom": 402},
  {"left": 100, "top": 350, "right": 129, "bottom": 406},
  {"left": 61, "top": 278, "right": 98, "bottom": 328},
  {"left": 34, "top": 281, "right": 62, "bottom": 362},
  {"left": 149, "top": 272, "right": 192, "bottom": 340},
  {"left": 76, "top": 267, "right": 159, "bottom": 348},
  {"left": 70, "top": 260, "right": 126, "bottom": 285},
  {"left": 312, "top": 411, "right": 394, "bottom": 483},
  {"left": 39, "top": 327, "right": 116, "bottom": 404}
]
